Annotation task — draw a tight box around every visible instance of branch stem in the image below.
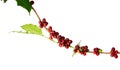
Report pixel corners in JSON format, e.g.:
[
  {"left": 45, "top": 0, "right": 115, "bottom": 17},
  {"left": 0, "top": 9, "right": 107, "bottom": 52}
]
[
  {"left": 32, "top": 6, "right": 41, "bottom": 21},
  {"left": 40, "top": 34, "right": 120, "bottom": 54}
]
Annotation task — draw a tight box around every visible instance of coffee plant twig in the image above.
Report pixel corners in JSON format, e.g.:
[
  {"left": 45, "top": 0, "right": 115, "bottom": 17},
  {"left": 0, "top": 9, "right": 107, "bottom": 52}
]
[{"left": 1, "top": 0, "right": 120, "bottom": 59}]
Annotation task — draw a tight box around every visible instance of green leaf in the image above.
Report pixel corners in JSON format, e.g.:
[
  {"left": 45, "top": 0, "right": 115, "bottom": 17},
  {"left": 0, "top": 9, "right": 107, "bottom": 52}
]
[
  {"left": 21, "top": 24, "right": 42, "bottom": 35},
  {"left": 1, "top": 0, "right": 7, "bottom": 3},
  {"left": 16, "top": 0, "right": 32, "bottom": 14}
]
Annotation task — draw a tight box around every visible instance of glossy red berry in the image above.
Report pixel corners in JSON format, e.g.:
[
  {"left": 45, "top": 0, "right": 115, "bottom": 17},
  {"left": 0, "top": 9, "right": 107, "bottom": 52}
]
[
  {"left": 114, "top": 54, "right": 118, "bottom": 59},
  {"left": 73, "top": 49, "right": 78, "bottom": 53},
  {"left": 42, "top": 18, "right": 46, "bottom": 23},
  {"left": 38, "top": 20, "right": 43, "bottom": 28},
  {"left": 47, "top": 26, "right": 52, "bottom": 32},
  {"left": 43, "top": 22, "right": 48, "bottom": 27},
  {"left": 73, "top": 45, "right": 80, "bottom": 53},
  {"left": 69, "top": 40, "right": 73, "bottom": 44},
  {"left": 42, "top": 18, "right": 48, "bottom": 27},
  {"left": 75, "top": 45, "right": 79, "bottom": 49}
]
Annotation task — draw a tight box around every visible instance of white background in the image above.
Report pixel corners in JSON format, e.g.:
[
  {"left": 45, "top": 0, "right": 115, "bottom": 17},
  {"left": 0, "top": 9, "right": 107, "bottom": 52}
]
[{"left": 0, "top": 0, "right": 120, "bottom": 70}]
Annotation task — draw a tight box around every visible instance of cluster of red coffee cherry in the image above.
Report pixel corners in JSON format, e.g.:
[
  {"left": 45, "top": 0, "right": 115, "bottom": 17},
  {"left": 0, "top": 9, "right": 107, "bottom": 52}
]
[
  {"left": 30, "top": 0, "right": 119, "bottom": 59},
  {"left": 39, "top": 18, "right": 73, "bottom": 49},
  {"left": 110, "top": 47, "right": 119, "bottom": 58},
  {"left": 38, "top": 18, "right": 119, "bottom": 59},
  {"left": 73, "top": 45, "right": 89, "bottom": 56}
]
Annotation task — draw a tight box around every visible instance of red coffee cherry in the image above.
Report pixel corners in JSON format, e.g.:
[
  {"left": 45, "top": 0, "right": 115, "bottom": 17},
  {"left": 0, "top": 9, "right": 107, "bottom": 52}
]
[
  {"left": 47, "top": 26, "right": 52, "bottom": 32},
  {"left": 42, "top": 18, "right": 48, "bottom": 27},
  {"left": 38, "top": 20, "right": 43, "bottom": 28},
  {"left": 73, "top": 45, "right": 80, "bottom": 53}
]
